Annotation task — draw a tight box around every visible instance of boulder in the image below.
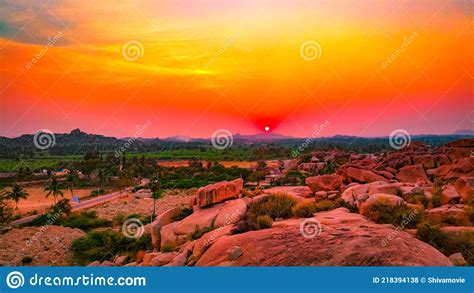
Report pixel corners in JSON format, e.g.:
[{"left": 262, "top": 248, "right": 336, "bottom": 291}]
[
  {"left": 173, "top": 203, "right": 223, "bottom": 235},
  {"left": 150, "top": 252, "right": 178, "bottom": 266},
  {"left": 376, "top": 171, "right": 394, "bottom": 179},
  {"left": 412, "top": 155, "right": 435, "bottom": 169},
  {"left": 150, "top": 207, "right": 182, "bottom": 247},
  {"left": 192, "top": 225, "right": 234, "bottom": 259},
  {"left": 195, "top": 178, "right": 243, "bottom": 207},
  {"left": 344, "top": 167, "right": 387, "bottom": 183},
  {"left": 142, "top": 252, "right": 161, "bottom": 266},
  {"left": 196, "top": 208, "right": 452, "bottom": 266},
  {"left": 263, "top": 186, "right": 312, "bottom": 198},
  {"left": 341, "top": 182, "right": 386, "bottom": 205},
  {"left": 160, "top": 222, "right": 182, "bottom": 248},
  {"left": 227, "top": 246, "right": 243, "bottom": 261},
  {"left": 214, "top": 199, "right": 247, "bottom": 228},
  {"left": 440, "top": 185, "right": 461, "bottom": 205},
  {"left": 454, "top": 177, "right": 474, "bottom": 202},
  {"left": 368, "top": 183, "right": 401, "bottom": 196},
  {"left": 396, "top": 164, "right": 430, "bottom": 184},
  {"left": 114, "top": 255, "right": 128, "bottom": 266},
  {"left": 449, "top": 253, "right": 467, "bottom": 266},
  {"left": 305, "top": 175, "right": 343, "bottom": 193},
  {"left": 359, "top": 194, "right": 404, "bottom": 216},
  {"left": 425, "top": 204, "right": 470, "bottom": 226}
]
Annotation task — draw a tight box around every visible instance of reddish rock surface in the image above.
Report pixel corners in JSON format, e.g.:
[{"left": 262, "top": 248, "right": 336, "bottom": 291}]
[
  {"left": 454, "top": 177, "right": 474, "bottom": 202},
  {"left": 344, "top": 167, "right": 387, "bottom": 183},
  {"left": 195, "top": 178, "right": 243, "bottom": 207},
  {"left": 305, "top": 174, "right": 343, "bottom": 193},
  {"left": 396, "top": 164, "right": 430, "bottom": 184},
  {"left": 196, "top": 208, "right": 452, "bottom": 266}
]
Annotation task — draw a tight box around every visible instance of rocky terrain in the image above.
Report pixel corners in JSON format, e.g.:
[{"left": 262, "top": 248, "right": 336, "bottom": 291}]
[
  {"left": 0, "top": 226, "right": 85, "bottom": 266},
  {"left": 2, "top": 138, "right": 473, "bottom": 267}
]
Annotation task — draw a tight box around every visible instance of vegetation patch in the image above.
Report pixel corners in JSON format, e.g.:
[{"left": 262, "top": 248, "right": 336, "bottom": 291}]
[{"left": 363, "top": 199, "right": 423, "bottom": 228}]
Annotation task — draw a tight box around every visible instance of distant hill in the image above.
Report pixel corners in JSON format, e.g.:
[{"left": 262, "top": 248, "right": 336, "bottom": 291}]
[{"left": 454, "top": 129, "right": 474, "bottom": 136}]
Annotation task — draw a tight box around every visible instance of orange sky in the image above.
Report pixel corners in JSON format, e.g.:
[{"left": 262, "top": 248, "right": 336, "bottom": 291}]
[{"left": 0, "top": 0, "right": 472, "bottom": 138}]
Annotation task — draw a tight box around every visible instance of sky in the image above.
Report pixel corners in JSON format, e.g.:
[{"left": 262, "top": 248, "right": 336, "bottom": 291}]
[{"left": 0, "top": 0, "right": 472, "bottom": 138}]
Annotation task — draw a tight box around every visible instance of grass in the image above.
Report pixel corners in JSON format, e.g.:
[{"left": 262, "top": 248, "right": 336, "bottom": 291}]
[
  {"left": 171, "top": 208, "right": 193, "bottom": 222},
  {"left": 61, "top": 211, "right": 112, "bottom": 231},
  {"left": 416, "top": 223, "right": 474, "bottom": 265},
  {"left": 188, "top": 226, "right": 214, "bottom": 241},
  {"left": 70, "top": 230, "right": 152, "bottom": 265},
  {"left": 234, "top": 193, "right": 296, "bottom": 234},
  {"left": 363, "top": 198, "right": 423, "bottom": 228},
  {"left": 292, "top": 200, "right": 336, "bottom": 218}
]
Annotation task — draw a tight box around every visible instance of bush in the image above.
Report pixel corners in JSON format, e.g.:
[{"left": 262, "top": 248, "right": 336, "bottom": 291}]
[
  {"left": 249, "top": 193, "right": 297, "bottom": 219},
  {"left": 26, "top": 200, "right": 72, "bottom": 227},
  {"left": 161, "top": 244, "right": 176, "bottom": 253},
  {"left": 416, "top": 223, "right": 474, "bottom": 265},
  {"left": 62, "top": 211, "right": 112, "bottom": 231},
  {"left": 233, "top": 194, "right": 295, "bottom": 233},
  {"left": 71, "top": 230, "right": 151, "bottom": 265},
  {"left": 292, "top": 202, "right": 317, "bottom": 218},
  {"left": 333, "top": 198, "right": 359, "bottom": 213},
  {"left": 404, "top": 192, "right": 429, "bottom": 207},
  {"left": 364, "top": 199, "right": 423, "bottom": 228},
  {"left": 188, "top": 226, "right": 214, "bottom": 241},
  {"left": 430, "top": 179, "right": 444, "bottom": 208}
]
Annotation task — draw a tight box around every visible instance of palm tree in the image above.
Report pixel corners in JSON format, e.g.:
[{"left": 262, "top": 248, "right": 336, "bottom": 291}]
[
  {"left": 44, "top": 175, "right": 64, "bottom": 204},
  {"left": 149, "top": 177, "right": 163, "bottom": 220},
  {"left": 96, "top": 169, "right": 109, "bottom": 195},
  {"left": 65, "top": 169, "right": 79, "bottom": 200},
  {"left": 6, "top": 183, "right": 29, "bottom": 210}
]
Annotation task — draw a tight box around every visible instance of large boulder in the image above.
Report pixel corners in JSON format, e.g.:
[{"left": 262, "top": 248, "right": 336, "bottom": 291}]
[
  {"left": 196, "top": 208, "right": 452, "bottom": 266},
  {"left": 425, "top": 204, "right": 470, "bottom": 226},
  {"left": 344, "top": 167, "right": 387, "bottom": 183},
  {"left": 150, "top": 252, "right": 178, "bottom": 266},
  {"left": 173, "top": 203, "right": 224, "bottom": 235},
  {"left": 195, "top": 178, "right": 243, "bottom": 207},
  {"left": 412, "top": 155, "right": 436, "bottom": 169},
  {"left": 396, "top": 164, "right": 430, "bottom": 184},
  {"left": 192, "top": 225, "right": 234, "bottom": 260},
  {"left": 341, "top": 182, "right": 386, "bottom": 205},
  {"left": 263, "top": 186, "right": 312, "bottom": 199},
  {"left": 150, "top": 207, "right": 182, "bottom": 247},
  {"left": 305, "top": 174, "right": 343, "bottom": 193},
  {"left": 214, "top": 199, "right": 247, "bottom": 228},
  {"left": 440, "top": 185, "right": 461, "bottom": 205},
  {"left": 160, "top": 222, "right": 184, "bottom": 248},
  {"left": 358, "top": 194, "right": 405, "bottom": 216},
  {"left": 454, "top": 177, "right": 474, "bottom": 202},
  {"left": 368, "top": 183, "right": 401, "bottom": 196}
]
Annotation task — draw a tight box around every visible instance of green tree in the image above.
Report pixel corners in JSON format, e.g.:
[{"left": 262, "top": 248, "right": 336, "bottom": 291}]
[
  {"left": 6, "top": 183, "right": 29, "bottom": 210},
  {"left": 44, "top": 176, "right": 65, "bottom": 204},
  {"left": 149, "top": 177, "right": 163, "bottom": 220},
  {"left": 96, "top": 169, "right": 109, "bottom": 194},
  {"left": 65, "top": 169, "right": 79, "bottom": 199}
]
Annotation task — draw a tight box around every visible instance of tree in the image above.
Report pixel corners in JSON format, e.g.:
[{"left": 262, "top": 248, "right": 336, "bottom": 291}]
[
  {"left": 0, "top": 197, "right": 13, "bottom": 224},
  {"left": 149, "top": 177, "right": 163, "bottom": 220},
  {"left": 44, "top": 176, "right": 65, "bottom": 204},
  {"left": 65, "top": 169, "right": 79, "bottom": 200},
  {"left": 6, "top": 183, "right": 29, "bottom": 210},
  {"left": 96, "top": 169, "right": 109, "bottom": 194}
]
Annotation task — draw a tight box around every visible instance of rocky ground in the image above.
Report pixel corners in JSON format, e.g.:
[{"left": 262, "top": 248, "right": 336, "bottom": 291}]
[
  {"left": 85, "top": 188, "right": 196, "bottom": 220},
  {"left": 91, "top": 138, "right": 473, "bottom": 267},
  {"left": 0, "top": 226, "right": 85, "bottom": 266}
]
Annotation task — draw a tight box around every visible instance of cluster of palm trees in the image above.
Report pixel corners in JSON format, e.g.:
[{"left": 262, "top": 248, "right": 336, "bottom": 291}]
[{"left": 1, "top": 169, "right": 81, "bottom": 213}]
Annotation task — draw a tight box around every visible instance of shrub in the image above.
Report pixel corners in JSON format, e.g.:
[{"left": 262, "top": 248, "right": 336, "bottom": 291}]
[
  {"left": 404, "top": 192, "right": 429, "bottom": 207},
  {"left": 71, "top": 230, "right": 151, "bottom": 265},
  {"left": 188, "top": 226, "right": 214, "bottom": 241},
  {"left": 113, "top": 213, "right": 127, "bottom": 226},
  {"left": 430, "top": 180, "right": 444, "bottom": 208},
  {"left": 292, "top": 202, "right": 317, "bottom": 218},
  {"left": 333, "top": 198, "right": 359, "bottom": 213},
  {"left": 62, "top": 211, "right": 112, "bottom": 231},
  {"left": 161, "top": 244, "right": 176, "bottom": 253},
  {"left": 233, "top": 194, "right": 295, "bottom": 233},
  {"left": 249, "top": 193, "right": 297, "bottom": 219},
  {"left": 416, "top": 223, "right": 474, "bottom": 265},
  {"left": 171, "top": 208, "right": 193, "bottom": 221},
  {"left": 241, "top": 187, "right": 263, "bottom": 198},
  {"left": 21, "top": 256, "right": 33, "bottom": 265},
  {"left": 26, "top": 200, "right": 72, "bottom": 227},
  {"left": 313, "top": 200, "right": 335, "bottom": 212},
  {"left": 364, "top": 199, "right": 423, "bottom": 228}
]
